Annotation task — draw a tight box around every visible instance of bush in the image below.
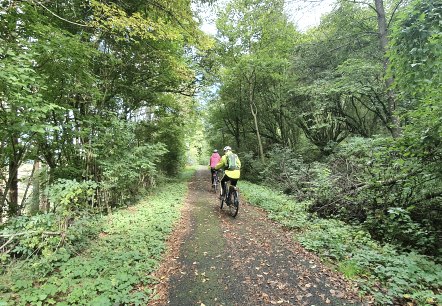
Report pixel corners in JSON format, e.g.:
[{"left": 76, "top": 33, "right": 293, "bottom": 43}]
[
  {"left": 99, "top": 143, "right": 167, "bottom": 207},
  {"left": 0, "top": 213, "right": 101, "bottom": 264},
  {"left": 48, "top": 179, "right": 98, "bottom": 214},
  {"left": 238, "top": 151, "right": 265, "bottom": 183},
  {"left": 255, "top": 138, "right": 441, "bottom": 256}
]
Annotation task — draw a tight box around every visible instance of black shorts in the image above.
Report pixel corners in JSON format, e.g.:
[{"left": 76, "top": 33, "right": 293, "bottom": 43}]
[{"left": 221, "top": 173, "right": 237, "bottom": 186}]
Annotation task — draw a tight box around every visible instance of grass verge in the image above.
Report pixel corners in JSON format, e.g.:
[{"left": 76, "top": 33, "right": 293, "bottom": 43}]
[
  {"left": 239, "top": 181, "right": 442, "bottom": 305},
  {"left": 0, "top": 168, "right": 195, "bottom": 306}
]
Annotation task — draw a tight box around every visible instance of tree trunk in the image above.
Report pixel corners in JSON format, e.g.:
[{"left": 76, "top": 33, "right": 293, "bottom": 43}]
[
  {"left": 29, "top": 160, "right": 41, "bottom": 215},
  {"left": 19, "top": 159, "right": 36, "bottom": 212},
  {"left": 8, "top": 154, "right": 19, "bottom": 217},
  {"left": 248, "top": 78, "right": 265, "bottom": 162},
  {"left": 374, "top": 0, "right": 400, "bottom": 137}
]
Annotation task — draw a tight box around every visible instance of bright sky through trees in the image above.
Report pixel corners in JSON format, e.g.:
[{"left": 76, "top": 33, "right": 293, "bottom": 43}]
[
  {"left": 286, "top": 0, "right": 335, "bottom": 31},
  {"left": 194, "top": 0, "right": 335, "bottom": 34}
]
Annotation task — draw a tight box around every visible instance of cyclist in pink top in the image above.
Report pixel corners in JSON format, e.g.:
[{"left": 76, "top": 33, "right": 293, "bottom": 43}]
[{"left": 209, "top": 149, "right": 221, "bottom": 185}]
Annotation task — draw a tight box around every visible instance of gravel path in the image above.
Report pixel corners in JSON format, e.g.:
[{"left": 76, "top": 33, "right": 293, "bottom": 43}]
[{"left": 151, "top": 168, "right": 364, "bottom": 306}]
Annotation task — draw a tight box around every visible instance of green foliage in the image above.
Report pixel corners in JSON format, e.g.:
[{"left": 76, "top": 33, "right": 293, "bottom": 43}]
[
  {"left": 240, "top": 181, "right": 310, "bottom": 230},
  {"left": 258, "top": 137, "right": 441, "bottom": 256},
  {"left": 298, "top": 219, "right": 376, "bottom": 261},
  {"left": 231, "top": 151, "right": 262, "bottom": 183},
  {"left": 289, "top": 2, "right": 392, "bottom": 144},
  {"left": 350, "top": 246, "right": 442, "bottom": 305},
  {"left": 0, "top": 213, "right": 101, "bottom": 264},
  {"left": 1, "top": 0, "right": 206, "bottom": 217},
  {"left": 338, "top": 260, "right": 361, "bottom": 279},
  {"left": 0, "top": 178, "right": 190, "bottom": 305},
  {"left": 156, "top": 118, "right": 187, "bottom": 176},
  {"left": 389, "top": 0, "right": 442, "bottom": 107},
  {"left": 365, "top": 207, "right": 435, "bottom": 252},
  {"left": 241, "top": 180, "right": 442, "bottom": 305},
  {"left": 0, "top": 214, "right": 62, "bottom": 260},
  {"left": 98, "top": 121, "right": 168, "bottom": 207},
  {"left": 388, "top": 0, "right": 442, "bottom": 197},
  {"left": 178, "top": 166, "right": 199, "bottom": 181},
  {"left": 207, "top": 0, "right": 301, "bottom": 155},
  {"left": 48, "top": 180, "right": 98, "bottom": 214},
  {"left": 257, "top": 146, "right": 339, "bottom": 202}
]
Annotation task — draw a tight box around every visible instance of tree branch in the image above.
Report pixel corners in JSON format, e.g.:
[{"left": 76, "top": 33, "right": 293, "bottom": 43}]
[{"left": 30, "top": 0, "right": 92, "bottom": 28}]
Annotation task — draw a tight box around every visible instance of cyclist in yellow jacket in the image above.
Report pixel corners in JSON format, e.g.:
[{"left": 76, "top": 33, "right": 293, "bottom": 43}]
[{"left": 215, "top": 146, "right": 241, "bottom": 204}]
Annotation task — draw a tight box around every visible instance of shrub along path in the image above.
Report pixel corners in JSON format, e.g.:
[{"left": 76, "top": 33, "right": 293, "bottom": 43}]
[{"left": 150, "top": 168, "right": 364, "bottom": 305}]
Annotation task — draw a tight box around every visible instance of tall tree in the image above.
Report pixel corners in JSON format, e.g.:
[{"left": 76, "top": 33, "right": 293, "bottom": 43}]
[
  {"left": 0, "top": 0, "right": 208, "bottom": 216},
  {"left": 212, "top": 0, "right": 299, "bottom": 159},
  {"left": 290, "top": 1, "right": 400, "bottom": 152}
]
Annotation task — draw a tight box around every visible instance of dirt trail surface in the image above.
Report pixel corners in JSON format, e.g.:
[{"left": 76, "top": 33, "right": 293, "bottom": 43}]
[{"left": 150, "top": 168, "right": 364, "bottom": 306}]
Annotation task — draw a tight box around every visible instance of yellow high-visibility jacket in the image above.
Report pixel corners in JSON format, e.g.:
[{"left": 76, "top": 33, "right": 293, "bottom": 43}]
[{"left": 215, "top": 151, "right": 241, "bottom": 179}]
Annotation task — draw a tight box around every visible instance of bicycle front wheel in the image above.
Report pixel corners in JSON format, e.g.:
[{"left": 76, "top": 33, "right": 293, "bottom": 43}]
[
  {"left": 229, "top": 189, "right": 239, "bottom": 217},
  {"left": 219, "top": 188, "right": 224, "bottom": 209}
]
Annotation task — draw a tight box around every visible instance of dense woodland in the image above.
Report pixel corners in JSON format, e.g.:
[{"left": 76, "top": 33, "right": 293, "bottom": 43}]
[
  {"left": 1, "top": 0, "right": 210, "bottom": 217},
  {"left": 0, "top": 0, "right": 441, "bottom": 304},
  {"left": 206, "top": 0, "right": 441, "bottom": 256}
]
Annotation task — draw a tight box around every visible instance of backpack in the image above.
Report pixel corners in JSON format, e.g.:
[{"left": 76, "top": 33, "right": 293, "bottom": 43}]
[{"left": 226, "top": 153, "right": 240, "bottom": 170}]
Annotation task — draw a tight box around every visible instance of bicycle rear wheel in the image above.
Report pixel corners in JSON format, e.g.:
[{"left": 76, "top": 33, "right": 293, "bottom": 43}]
[{"left": 213, "top": 176, "right": 218, "bottom": 193}]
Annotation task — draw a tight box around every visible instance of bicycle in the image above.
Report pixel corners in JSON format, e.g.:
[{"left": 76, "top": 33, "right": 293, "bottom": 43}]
[
  {"left": 219, "top": 180, "right": 239, "bottom": 217},
  {"left": 211, "top": 169, "right": 220, "bottom": 193}
]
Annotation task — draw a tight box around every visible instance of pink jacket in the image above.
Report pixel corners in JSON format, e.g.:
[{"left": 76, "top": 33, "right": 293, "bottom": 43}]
[{"left": 209, "top": 152, "right": 221, "bottom": 168}]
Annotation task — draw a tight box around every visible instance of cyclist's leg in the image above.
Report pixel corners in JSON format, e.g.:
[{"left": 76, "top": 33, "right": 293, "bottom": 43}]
[
  {"left": 224, "top": 175, "right": 235, "bottom": 205},
  {"left": 210, "top": 168, "right": 215, "bottom": 184},
  {"left": 230, "top": 178, "right": 237, "bottom": 201},
  {"left": 220, "top": 174, "right": 229, "bottom": 198},
  {"left": 230, "top": 179, "right": 239, "bottom": 206},
  {"left": 230, "top": 178, "right": 238, "bottom": 187}
]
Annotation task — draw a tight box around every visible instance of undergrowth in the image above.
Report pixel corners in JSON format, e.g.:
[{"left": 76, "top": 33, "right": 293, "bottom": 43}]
[
  {"left": 240, "top": 181, "right": 442, "bottom": 306},
  {"left": 0, "top": 168, "right": 194, "bottom": 305}
]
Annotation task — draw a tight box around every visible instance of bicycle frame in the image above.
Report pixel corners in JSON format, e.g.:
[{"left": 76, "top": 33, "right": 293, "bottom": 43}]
[{"left": 219, "top": 179, "right": 239, "bottom": 217}]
